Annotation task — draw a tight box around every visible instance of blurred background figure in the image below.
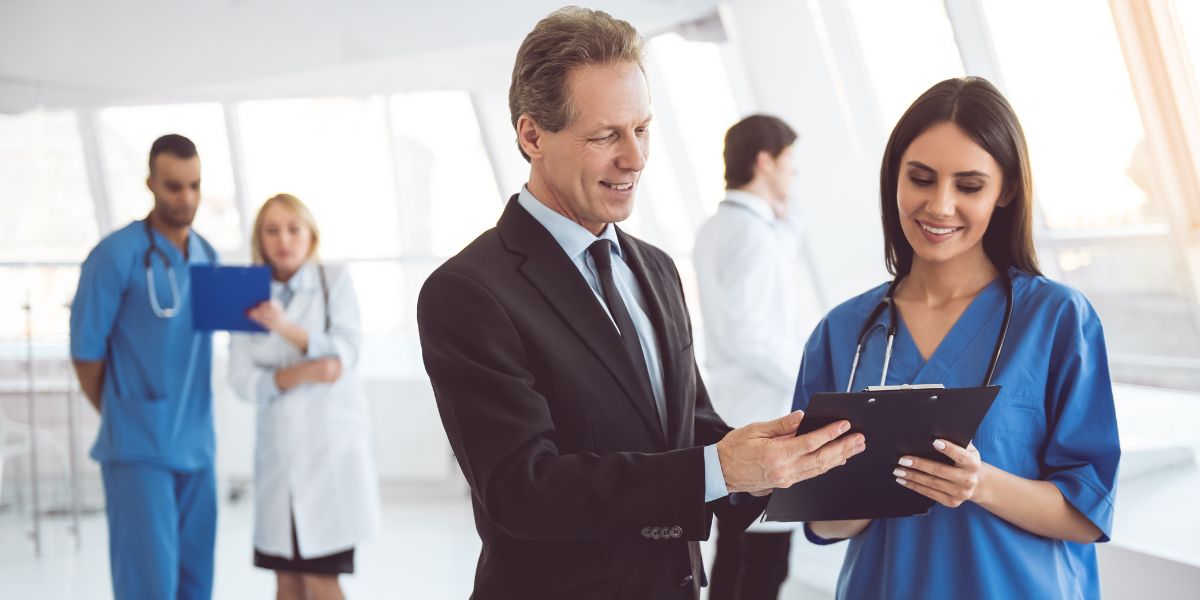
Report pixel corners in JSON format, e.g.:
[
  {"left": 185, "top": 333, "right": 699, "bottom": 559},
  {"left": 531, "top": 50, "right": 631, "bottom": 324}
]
[
  {"left": 229, "top": 194, "right": 380, "bottom": 600},
  {"left": 69, "top": 134, "right": 220, "bottom": 600},
  {"left": 695, "top": 114, "right": 822, "bottom": 600}
]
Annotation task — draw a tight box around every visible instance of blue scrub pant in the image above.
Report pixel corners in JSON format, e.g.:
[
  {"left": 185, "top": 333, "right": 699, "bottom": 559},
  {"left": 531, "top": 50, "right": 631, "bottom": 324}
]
[{"left": 101, "top": 462, "right": 217, "bottom": 600}]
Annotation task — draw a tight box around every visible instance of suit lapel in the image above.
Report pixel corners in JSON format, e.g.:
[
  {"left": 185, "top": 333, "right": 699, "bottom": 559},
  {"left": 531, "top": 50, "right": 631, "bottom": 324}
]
[
  {"left": 497, "top": 198, "right": 667, "bottom": 447},
  {"left": 617, "top": 228, "right": 685, "bottom": 447}
]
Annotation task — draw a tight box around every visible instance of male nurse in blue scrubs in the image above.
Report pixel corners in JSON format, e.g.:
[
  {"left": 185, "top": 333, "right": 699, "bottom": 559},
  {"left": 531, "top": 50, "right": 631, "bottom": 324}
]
[{"left": 71, "top": 134, "right": 219, "bottom": 600}]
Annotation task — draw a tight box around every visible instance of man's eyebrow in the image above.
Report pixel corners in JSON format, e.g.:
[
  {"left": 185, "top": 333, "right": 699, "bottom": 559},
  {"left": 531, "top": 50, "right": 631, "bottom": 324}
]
[{"left": 586, "top": 114, "right": 654, "bottom": 133}]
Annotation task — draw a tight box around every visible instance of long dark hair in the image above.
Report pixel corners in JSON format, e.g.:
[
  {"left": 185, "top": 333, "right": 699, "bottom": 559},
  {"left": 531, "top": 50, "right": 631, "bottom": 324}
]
[{"left": 880, "top": 76, "right": 1041, "bottom": 277}]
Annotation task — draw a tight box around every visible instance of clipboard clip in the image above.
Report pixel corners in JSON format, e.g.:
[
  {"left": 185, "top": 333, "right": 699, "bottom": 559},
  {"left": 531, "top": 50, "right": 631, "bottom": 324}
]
[{"left": 863, "top": 383, "right": 946, "bottom": 392}]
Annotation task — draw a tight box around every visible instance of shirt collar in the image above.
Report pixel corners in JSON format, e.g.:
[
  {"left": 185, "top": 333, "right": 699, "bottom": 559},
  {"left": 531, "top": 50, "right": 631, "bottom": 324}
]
[
  {"left": 517, "top": 185, "right": 622, "bottom": 261},
  {"left": 270, "top": 261, "right": 317, "bottom": 293},
  {"left": 723, "top": 190, "right": 778, "bottom": 222}
]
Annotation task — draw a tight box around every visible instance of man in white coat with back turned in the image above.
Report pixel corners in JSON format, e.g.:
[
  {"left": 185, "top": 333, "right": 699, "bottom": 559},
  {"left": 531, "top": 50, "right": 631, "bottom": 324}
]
[{"left": 693, "top": 115, "right": 823, "bottom": 600}]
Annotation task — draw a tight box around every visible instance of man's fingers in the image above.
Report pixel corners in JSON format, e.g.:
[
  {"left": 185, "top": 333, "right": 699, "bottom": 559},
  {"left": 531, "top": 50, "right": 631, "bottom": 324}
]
[
  {"left": 783, "top": 430, "right": 865, "bottom": 484},
  {"left": 784, "top": 419, "right": 853, "bottom": 455},
  {"left": 755, "top": 410, "right": 806, "bottom": 438}
]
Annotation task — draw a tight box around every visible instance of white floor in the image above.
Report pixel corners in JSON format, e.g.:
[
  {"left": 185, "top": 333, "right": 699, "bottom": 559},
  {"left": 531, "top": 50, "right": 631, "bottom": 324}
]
[
  {"left": 0, "top": 490, "right": 837, "bottom": 600},
  {"left": 0, "top": 491, "right": 482, "bottom": 599},
  {"left": 10, "top": 477, "right": 1199, "bottom": 600}
]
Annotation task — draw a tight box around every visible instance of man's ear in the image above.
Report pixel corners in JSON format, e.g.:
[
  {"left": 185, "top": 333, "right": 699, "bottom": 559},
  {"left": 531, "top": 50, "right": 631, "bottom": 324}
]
[
  {"left": 146, "top": 175, "right": 153, "bottom": 193},
  {"left": 754, "top": 149, "right": 774, "bottom": 175},
  {"left": 517, "top": 114, "right": 544, "bottom": 161}
]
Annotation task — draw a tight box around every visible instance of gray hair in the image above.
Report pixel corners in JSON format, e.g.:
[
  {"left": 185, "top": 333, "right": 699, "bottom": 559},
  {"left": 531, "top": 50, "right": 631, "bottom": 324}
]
[{"left": 509, "top": 6, "right": 646, "bottom": 161}]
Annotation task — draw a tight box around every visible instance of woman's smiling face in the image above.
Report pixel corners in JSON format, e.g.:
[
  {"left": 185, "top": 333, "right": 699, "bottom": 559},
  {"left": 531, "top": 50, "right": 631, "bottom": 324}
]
[{"left": 896, "top": 121, "right": 1009, "bottom": 267}]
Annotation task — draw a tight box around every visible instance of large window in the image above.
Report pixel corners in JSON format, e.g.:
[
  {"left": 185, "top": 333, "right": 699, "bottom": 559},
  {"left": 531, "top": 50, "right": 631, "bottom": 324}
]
[
  {"left": 98, "top": 103, "right": 242, "bottom": 253},
  {"left": 1175, "top": 0, "right": 1200, "bottom": 95},
  {"left": 0, "top": 110, "right": 96, "bottom": 262},
  {"left": 237, "top": 96, "right": 400, "bottom": 260},
  {"left": 983, "top": 0, "right": 1163, "bottom": 230},
  {"left": 980, "top": 0, "right": 1200, "bottom": 388},
  {"left": 647, "top": 32, "right": 741, "bottom": 219},
  {"left": 847, "top": 0, "right": 964, "bottom": 132},
  {"left": 387, "top": 91, "right": 503, "bottom": 257}
]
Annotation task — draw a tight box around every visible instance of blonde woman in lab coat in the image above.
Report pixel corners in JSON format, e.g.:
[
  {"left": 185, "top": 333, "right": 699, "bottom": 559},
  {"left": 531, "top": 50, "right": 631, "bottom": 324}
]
[{"left": 229, "top": 193, "right": 380, "bottom": 600}]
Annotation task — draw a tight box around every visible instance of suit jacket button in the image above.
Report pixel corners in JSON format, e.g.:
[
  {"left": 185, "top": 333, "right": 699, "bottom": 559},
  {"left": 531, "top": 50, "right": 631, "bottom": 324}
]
[
  {"left": 641, "top": 527, "right": 651, "bottom": 538},
  {"left": 650, "top": 526, "right": 661, "bottom": 539},
  {"left": 670, "top": 526, "right": 683, "bottom": 538},
  {"left": 679, "top": 574, "right": 695, "bottom": 587}
]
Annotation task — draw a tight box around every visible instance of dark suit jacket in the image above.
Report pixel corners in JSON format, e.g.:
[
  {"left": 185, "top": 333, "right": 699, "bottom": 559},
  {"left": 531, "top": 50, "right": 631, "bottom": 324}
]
[{"left": 417, "top": 197, "right": 768, "bottom": 600}]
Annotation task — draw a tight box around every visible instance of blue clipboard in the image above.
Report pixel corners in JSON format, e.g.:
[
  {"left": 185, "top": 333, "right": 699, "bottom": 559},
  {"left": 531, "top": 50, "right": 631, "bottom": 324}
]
[{"left": 190, "top": 265, "right": 272, "bottom": 332}]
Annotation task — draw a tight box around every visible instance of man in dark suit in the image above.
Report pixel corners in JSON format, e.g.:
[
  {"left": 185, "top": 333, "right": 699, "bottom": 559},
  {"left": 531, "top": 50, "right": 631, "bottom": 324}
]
[{"left": 417, "top": 8, "right": 865, "bottom": 599}]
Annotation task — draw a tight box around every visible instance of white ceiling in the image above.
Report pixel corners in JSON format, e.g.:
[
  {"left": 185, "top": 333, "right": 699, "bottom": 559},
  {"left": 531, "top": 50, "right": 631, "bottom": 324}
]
[{"left": 0, "top": 0, "right": 719, "bottom": 113}]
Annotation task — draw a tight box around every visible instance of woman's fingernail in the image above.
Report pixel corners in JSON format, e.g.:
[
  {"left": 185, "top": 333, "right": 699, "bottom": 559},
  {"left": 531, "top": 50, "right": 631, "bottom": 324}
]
[
  {"left": 933, "top": 440, "right": 946, "bottom": 450},
  {"left": 893, "top": 468, "right": 906, "bottom": 478},
  {"left": 898, "top": 458, "right": 913, "bottom": 467},
  {"left": 895, "top": 478, "right": 907, "bottom": 486}
]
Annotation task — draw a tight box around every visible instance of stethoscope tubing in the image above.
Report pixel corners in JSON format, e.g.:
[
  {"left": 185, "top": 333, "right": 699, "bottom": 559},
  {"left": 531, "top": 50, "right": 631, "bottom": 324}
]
[
  {"left": 846, "top": 270, "right": 1014, "bottom": 392},
  {"left": 144, "top": 219, "right": 182, "bottom": 319}
]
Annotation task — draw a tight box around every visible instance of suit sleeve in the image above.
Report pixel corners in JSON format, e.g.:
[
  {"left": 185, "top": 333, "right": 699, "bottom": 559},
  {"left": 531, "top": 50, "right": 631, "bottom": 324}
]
[{"left": 420, "top": 268, "right": 726, "bottom": 542}]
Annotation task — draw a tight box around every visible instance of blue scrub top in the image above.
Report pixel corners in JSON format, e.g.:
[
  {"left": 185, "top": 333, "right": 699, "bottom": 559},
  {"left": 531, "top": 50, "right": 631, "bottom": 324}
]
[
  {"left": 793, "top": 269, "right": 1120, "bottom": 599},
  {"left": 70, "top": 220, "right": 218, "bottom": 471}
]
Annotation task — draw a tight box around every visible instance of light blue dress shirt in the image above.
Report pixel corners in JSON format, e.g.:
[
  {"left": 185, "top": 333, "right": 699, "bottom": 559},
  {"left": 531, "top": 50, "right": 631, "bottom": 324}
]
[{"left": 517, "top": 187, "right": 729, "bottom": 503}]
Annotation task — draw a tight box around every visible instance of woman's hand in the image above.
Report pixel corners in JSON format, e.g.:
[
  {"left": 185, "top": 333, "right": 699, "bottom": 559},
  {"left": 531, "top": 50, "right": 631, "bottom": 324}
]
[
  {"left": 246, "top": 300, "right": 290, "bottom": 332},
  {"left": 273, "top": 357, "right": 343, "bottom": 391},
  {"left": 893, "top": 439, "right": 988, "bottom": 508},
  {"left": 304, "top": 357, "right": 342, "bottom": 383}
]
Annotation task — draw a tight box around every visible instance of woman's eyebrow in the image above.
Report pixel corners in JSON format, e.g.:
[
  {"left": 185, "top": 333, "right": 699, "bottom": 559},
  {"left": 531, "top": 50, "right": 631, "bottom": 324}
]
[{"left": 906, "top": 160, "right": 990, "bottom": 178}]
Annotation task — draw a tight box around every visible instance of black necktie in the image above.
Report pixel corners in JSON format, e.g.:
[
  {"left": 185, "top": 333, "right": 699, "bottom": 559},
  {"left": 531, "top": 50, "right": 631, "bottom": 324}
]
[{"left": 588, "top": 240, "right": 658, "bottom": 422}]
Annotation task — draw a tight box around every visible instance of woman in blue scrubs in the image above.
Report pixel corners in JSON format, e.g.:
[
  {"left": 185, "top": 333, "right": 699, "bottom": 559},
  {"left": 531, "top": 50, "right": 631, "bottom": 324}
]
[{"left": 795, "top": 77, "right": 1119, "bottom": 598}]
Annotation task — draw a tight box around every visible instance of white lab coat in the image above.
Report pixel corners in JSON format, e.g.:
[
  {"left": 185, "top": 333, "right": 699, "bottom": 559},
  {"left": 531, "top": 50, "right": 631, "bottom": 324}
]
[
  {"left": 693, "top": 191, "right": 822, "bottom": 532},
  {"left": 228, "top": 262, "right": 380, "bottom": 559}
]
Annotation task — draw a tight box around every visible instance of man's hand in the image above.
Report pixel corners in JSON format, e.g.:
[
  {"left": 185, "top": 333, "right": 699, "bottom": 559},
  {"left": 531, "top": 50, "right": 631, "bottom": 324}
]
[
  {"left": 72, "top": 360, "right": 105, "bottom": 412},
  {"left": 716, "top": 410, "right": 865, "bottom": 495}
]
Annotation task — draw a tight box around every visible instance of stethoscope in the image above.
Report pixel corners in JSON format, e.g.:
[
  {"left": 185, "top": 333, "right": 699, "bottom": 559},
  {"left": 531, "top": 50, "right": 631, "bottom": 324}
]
[
  {"left": 845, "top": 269, "right": 1014, "bottom": 392},
  {"left": 141, "top": 217, "right": 217, "bottom": 403},
  {"left": 143, "top": 217, "right": 215, "bottom": 318},
  {"left": 144, "top": 219, "right": 182, "bottom": 318}
]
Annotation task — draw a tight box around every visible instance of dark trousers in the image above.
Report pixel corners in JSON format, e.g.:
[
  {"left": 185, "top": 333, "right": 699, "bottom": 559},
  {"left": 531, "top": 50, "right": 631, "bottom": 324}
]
[{"left": 708, "top": 517, "right": 792, "bottom": 600}]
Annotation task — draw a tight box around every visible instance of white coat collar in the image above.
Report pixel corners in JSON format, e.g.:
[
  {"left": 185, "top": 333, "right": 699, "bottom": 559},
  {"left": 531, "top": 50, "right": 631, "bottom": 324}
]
[
  {"left": 271, "top": 261, "right": 321, "bottom": 296},
  {"left": 723, "top": 190, "right": 779, "bottom": 223}
]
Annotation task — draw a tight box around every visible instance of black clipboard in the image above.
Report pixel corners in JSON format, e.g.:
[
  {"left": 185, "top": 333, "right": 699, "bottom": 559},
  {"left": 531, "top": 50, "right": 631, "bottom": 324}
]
[{"left": 763, "top": 385, "right": 1000, "bottom": 522}]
